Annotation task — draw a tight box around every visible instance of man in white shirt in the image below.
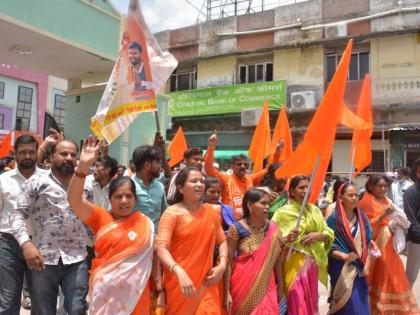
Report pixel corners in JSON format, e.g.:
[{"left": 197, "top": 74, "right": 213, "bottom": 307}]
[
  {"left": 83, "top": 155, "right": 118, "bottom": 210},
  {"left": 12, "top": 139, "right": 88, "bottom": 315},
  {"left": 0, "top": 134, "right": 43, "bottom": 314},
  {"left": 391, "top": 167, "right": 413, "bottom": 209}
]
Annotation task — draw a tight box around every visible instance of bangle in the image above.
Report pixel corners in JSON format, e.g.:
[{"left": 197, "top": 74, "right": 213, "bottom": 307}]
[
  {"left": 39, "top": 146, "right": 47, "bottom": 153},
  {"left": 170, "top": 263, "right": 179, "bottom": 273}
]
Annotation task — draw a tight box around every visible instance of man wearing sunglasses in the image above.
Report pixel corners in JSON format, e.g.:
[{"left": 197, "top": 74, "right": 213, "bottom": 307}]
[{"left": 204, "top": 133, "right": 284, "bottom": 220}]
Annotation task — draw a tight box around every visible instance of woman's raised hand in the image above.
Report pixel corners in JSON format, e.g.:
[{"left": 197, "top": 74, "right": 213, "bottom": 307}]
[{"left": 79, "top": 136, "right": 100, "bottom": 169}]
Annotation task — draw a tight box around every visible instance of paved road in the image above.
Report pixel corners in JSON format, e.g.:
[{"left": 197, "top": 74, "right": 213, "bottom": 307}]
[{"left": 20, "top": 256, "right": 420, "bottom": 314}]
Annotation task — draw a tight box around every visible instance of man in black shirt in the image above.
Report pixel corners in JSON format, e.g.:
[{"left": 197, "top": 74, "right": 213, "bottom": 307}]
[{"left": 404, "top": 158, "right": 420, "bottom": 287}]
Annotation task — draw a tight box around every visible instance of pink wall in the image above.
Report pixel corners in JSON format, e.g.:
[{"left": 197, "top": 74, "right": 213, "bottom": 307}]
[{"left": 0, "top": 64, "right": 48, "bottom": 134}]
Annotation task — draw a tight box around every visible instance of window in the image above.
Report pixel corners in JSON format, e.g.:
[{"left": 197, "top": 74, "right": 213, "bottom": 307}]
[
  {"left": 326, "top": 52, "right": 369, "bottom": 82},
  {"left": 15, "top": 86, "right": 33, "bottom": 131},
  {"left": 170, "top": 69, "right": 197, "bottom": 92},
  {"left": 366, "top": 150, "right": 387, "bottom": 172},
  {"left": 0, "top": 113, "right": 4, "bottom": 129},
  {"left": 238, "top": 62, "right": 273, "bottom": 84},
  {"left": 53, "top": 94, "right": 66, "bottom": 130},
  {"left": 0, "top": 82, "right": 4, "bottom": 99}
]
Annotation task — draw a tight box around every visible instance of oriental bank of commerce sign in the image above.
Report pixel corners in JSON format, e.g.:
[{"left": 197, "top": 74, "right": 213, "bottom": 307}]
[{"left": 168, "top": 80, "right": 286, "bottom": 117}]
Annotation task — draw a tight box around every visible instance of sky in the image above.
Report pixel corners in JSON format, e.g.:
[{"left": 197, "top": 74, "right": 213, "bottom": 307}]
[
  {"left": 110, "top": 0, "right": 289, "bottom": 33},
  {"left": 110, "top": 0, "right": 200, "bottom": 33}
]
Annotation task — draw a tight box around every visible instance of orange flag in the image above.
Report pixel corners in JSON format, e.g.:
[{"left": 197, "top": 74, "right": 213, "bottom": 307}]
[
  {"left": 351, "top": 75, "right": 373, "bottom": 174},
  {"left": 0, "top": 132, "right": 13, "bottom": 158},
  {"left": 269, "top": 105, "right": 292, "bottom": 163},
  {"left": 249, "top": 101, "right": 271, "bottom": 174},
  {"left": 341, "top": 104, "right": 369, "bottom": 131},
  {"left": 275, "top": 39, "right": 353, "bottom": 203},
  {"left": 168, "top": 126, "right": 188, "bottom": 168}
]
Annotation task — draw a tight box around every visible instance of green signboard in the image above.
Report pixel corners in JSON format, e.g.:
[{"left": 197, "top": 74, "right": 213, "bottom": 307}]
[{"left": 168, "top": 81, "right": 286, "bottom": 117}]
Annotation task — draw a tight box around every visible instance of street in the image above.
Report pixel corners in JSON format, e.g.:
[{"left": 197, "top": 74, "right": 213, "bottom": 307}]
[{"left": 19, "top": 255, "right": 420, "bottom": 314}]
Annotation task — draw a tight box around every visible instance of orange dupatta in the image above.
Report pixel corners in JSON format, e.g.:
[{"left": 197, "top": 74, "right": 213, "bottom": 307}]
[
  {"left": 359, "top": 192, "right": 420, "bottom": 314},
  {"left": 88, "top": 211, "right": 154, "bottom": 315},
  {"left": 359, "top": 192, "right": 391, "bottom": 249}
]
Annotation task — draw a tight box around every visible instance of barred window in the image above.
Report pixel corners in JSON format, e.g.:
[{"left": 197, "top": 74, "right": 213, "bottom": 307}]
[
  {"left": 15, "top": 86, "right": 33, "bottom": 131},
  {"left": 238, "top": 62, "right": 273, "bottom": 84},
  {"left": 53, "top": 94, "right": 66, "bottom": 130}
]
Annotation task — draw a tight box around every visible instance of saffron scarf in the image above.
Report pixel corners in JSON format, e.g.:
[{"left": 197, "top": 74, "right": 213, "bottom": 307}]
[{"left": 89, "top": 212, "right": 154, "bottom": 314}]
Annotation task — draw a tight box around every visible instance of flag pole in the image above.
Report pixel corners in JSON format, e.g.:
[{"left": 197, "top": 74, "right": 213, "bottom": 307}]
[
  {"left": 287, "top": 154, "right": 321, "bottom": 259},
  {"left": 349, "top": 145, "right": 356, "bottom": 181},
  {"left": 154, "top": 111, "right": 161, "bottom": 133}
]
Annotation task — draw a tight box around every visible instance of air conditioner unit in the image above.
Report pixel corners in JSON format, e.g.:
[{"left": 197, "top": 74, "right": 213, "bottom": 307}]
[
  {"left": 325, "top": 23, "right": 347, "bottom": 39},
  {"left": 290, "top": 91, "right": 316, "bottom": 110},
  {"left": 241, "top": 108, "right": 262, "bottom": 127}
]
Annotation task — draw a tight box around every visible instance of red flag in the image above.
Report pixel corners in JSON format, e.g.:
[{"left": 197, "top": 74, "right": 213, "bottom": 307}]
[
  {"left": 269, "top": 105, "right": 292, "bottom": 163},
  {"left": 168, "top": 126, "right": 188, "bottom": 168},
  {"left": 351, "top": 75, "right": 373, "bottom": 174},
  {"left": 0, "top": 132, "right": 13, "bottom": 158},
  {"left": 249, "top": 101, "right": 271, "bottom": 174},
  {"left": 276, "top": 39, "right": 353, "bottom": 203}
]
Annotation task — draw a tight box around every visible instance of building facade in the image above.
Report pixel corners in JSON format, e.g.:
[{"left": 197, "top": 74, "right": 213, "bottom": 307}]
[
  {"left": 0, "top": 64, "right": 67, "bottom": 140},
  {"left": 0, "top": 0, "right": 172, "bottom": 164},
  {"left": 157, "top": 0, "right": 420, "bottom": 173}
]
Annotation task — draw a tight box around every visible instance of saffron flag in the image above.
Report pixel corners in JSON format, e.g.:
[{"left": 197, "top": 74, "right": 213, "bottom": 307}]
[
  {"left": 275, "top": 39, "right": 353, "bottom": 203},
  {"left": 168, "top": 126, "right": 188, "bottom": 168},
  {"left": 91, "top": 0, "right": 177, "bottom": 143},
  {"left": 0, "top": 132, "right": 13, "bottom": 158},
  {"left": 269, "top": 105, "right": 292, "bottom": 163},
  {"left": 249, "top": 101, "right": 271, "bottom": 174},
  {"left": 341, "top": 104, "right": 369, "bottom": 131},
  {"left": 351, "top": 75, "right": 373, "bottom": 174}
]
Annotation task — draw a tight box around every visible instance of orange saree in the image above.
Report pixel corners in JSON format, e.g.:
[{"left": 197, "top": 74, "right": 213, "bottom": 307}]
[
  {"left": 359, "top": 193, "right": 419, "bottom": 314},
  {"left": 157, "top": 203, "right": 226, "bottom": 315},
  {"left": 85, "top": 206, "right": 154, "bottom": 315}
]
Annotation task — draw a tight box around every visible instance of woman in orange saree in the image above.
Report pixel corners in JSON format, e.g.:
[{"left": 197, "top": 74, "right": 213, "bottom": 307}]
[
  {"left": 68, "top": 137, "right": 163, "bottom": 314},
  {"left": 157, "top": 167, "right": 228, "bottom": 315},
  {"left": 359, "top": 174, "right": 419, "bottom": 314}
]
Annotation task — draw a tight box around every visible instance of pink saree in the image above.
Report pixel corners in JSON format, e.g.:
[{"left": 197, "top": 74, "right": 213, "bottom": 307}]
[
  {"left": 230, "top": 222, "right": 283, "bottom": 315},
  {"left": 284, "top": 251, "right": 319, "bottom": 315}
]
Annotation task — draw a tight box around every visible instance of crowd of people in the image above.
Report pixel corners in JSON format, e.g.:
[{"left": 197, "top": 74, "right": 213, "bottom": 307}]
[{"left": 0, "top": 129, "right": 420, "bottom": 315}]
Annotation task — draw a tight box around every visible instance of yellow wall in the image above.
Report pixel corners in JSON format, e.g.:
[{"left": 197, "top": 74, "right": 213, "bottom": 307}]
[
  {"left": 273, "top": 45, "right": 324, "bottom": 87},
  {"left": 197, "top": 56, "right": 237, "bottom": 88},
  {"left": 371, "top": 34, "right": 420, "bottom": 104}
]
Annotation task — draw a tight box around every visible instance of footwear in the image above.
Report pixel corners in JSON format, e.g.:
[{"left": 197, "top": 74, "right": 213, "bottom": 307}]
[{"left": 21, "top": 297, "right": 31, "bottom": 310}]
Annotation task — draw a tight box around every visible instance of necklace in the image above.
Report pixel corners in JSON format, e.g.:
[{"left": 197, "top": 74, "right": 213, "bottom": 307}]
[{"left": 247, "top": 219, "right": 269, "bottom": 232}]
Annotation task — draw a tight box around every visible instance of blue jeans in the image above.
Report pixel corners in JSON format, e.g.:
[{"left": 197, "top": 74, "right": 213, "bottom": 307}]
[
  {"left": 0, "top": 233, "right": 27, "bottom": 315},
  {"left": 31, "top": 259, "right": 88, "bottom": 315}
]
